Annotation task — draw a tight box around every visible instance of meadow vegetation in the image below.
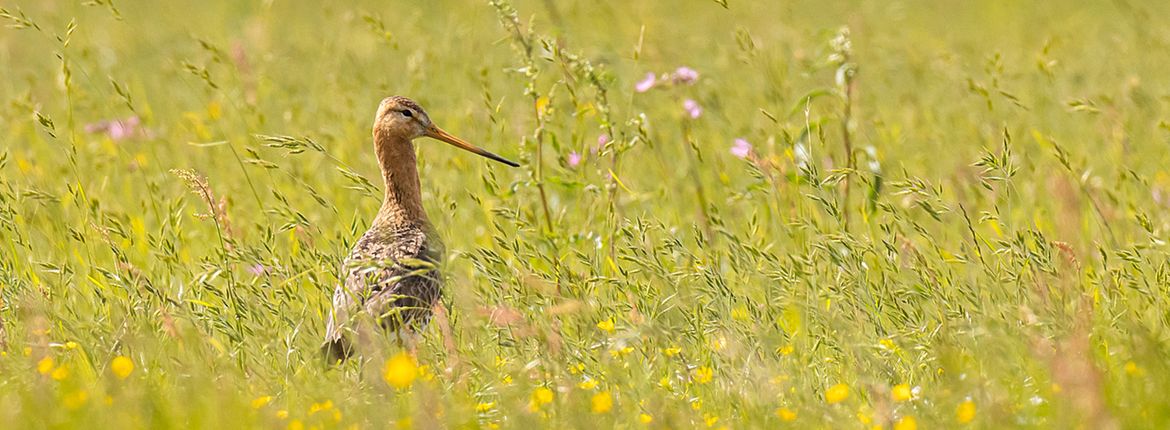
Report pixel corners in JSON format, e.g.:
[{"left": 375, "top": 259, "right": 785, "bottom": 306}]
[{"left": 2, "top": 0, "right": 1170, "bottom": 428}]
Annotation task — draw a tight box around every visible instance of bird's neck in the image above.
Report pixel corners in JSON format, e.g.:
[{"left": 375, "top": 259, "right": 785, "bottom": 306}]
[{"left": 372, "top": 131, "right": 429, "bottom": 230}]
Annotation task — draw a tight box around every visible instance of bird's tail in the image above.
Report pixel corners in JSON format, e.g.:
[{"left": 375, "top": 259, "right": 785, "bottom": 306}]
[{"left": 323, "top": 301, "right": 355, "bottom": 363}]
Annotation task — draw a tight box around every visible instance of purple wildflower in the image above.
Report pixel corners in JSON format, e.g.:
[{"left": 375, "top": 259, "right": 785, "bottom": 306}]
[
  {"left": 671, "top": 67, "right": 699, "bottom": 85},
  {"left": 635, "top": 72, "right": 657, "bottom": 93},
  {"left": 683, "top": 99, "right": 703, "bottom": 119},
  {"left": 731, "top": 138, "right": 752, "bottom": 159},
  {"left": 567, "top": 151, "right": 582, "bottom": 168}
]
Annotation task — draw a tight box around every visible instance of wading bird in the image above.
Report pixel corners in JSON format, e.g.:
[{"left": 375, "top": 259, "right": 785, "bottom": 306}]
[{"left": 323, "top": 96, "right": 517, "bottom": 362}]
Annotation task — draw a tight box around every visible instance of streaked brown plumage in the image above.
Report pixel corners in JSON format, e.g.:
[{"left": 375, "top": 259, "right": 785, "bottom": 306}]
[{"left": 323, "top": 96, "right": 517, "bottom": 361}]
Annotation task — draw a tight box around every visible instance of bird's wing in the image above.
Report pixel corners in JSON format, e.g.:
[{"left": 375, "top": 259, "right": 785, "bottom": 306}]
[{"left": 329, "top": 228, "right": 439, "bottom": 335}]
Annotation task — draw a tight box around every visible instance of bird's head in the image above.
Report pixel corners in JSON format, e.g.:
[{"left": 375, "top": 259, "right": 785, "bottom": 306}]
[{"left": 374, "top": 96, "right": 518, "bottom": 167}]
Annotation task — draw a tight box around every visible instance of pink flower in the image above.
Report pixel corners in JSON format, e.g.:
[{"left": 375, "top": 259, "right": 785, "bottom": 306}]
[
  {"left": 85, "top": 116, "right": 145, "bottom": 141},
  {"left": 671, "top": 67, "right": 699, "bottom": 85},
  {"left": 683, "top": 99, "right": 702, "bottom": 119},
  {"left": 594, "top": 134, "right": 610, "bottom": 154},
  {"left": 567, "top": 151, "right": 582, "bottom": 168},
  {"left": 635, "top": 72, "right": 657, "bottom": 93},
  {"left": 247, "top": 263, "right": 267, "bottom": 276},
  {"left": 731, "top": 138, "right": 752, "bottom": 159},
  {"left": 108, "top": 117, "right": 138, "bottom": 140}
]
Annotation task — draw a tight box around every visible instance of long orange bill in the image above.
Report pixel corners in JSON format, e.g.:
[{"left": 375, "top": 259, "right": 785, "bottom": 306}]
[{"left": 426, "top": 125, "right": 519, "bottom": 167}]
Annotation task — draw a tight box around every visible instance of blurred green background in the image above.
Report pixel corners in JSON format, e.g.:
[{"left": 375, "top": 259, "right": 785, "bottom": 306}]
[{"left": 2, "top": 0, "right": 1170, "bottom": 428}]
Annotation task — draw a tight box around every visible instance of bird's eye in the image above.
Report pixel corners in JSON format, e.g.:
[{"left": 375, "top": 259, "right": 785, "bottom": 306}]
[{"left": 401, "top": 110, "right": 413, "bottom": 118}]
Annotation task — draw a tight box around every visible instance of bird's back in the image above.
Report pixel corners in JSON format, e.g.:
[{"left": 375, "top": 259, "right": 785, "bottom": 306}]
[{"left": 324, "top": 224, "right": 442, "bottom": 360}]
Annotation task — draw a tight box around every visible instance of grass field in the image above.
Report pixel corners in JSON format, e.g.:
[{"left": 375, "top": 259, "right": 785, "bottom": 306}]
[{"left": 3, "top": 0, "right": 1170, "bottom": 428}]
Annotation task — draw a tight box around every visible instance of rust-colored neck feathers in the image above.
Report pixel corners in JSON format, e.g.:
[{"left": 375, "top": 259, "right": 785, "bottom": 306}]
[{"left": 371, "top": 128, "right": 428, "bottom": 230}]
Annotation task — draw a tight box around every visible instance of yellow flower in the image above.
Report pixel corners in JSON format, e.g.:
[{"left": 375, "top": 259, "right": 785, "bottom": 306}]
[
  {"left": 776, "top": 407, "right": 797, "bottom": 421},
  {"left": 663, "top": 346, "right": 682, "bottom": 357},
  {"left": 476, "top": 402, "right": 496, "bottom": 413},
  {"left": 956, "top": 399, "right": 976, "bottom": 424},
  {"left": 658, "top": 376, "right": 673, "bottom": 390},
  {"left": 703, "top": 413, "right": 719, "bottom": 427},
  {"left": 825, "top": 383, "right": 849, "bottom": 404},
  {"left": 694, "top": 366, "right": 714, "bottom": 384},
  {"left": 531, "top": 387, "right": 554, "bottom": 407},
  {"left": 287, "top": 419, "right": 304, "bottom": 430},
  {"left": 778, "top": 345, "right": 794, "bottom": 356},
  {"left": 383, "top": 353, "right": 418, "bottom": 389},
  {"left": 502, "top": 375, "right": 513, "bottom": 385},
  {"left": 731, "top": 305, "right": 750, "bottom": 321},
  {"left": 309, "top": 400, "right": 333, "bottom": 414},
  {"left": 597, "top": 318, "right": 616, "bottom": 333},
  {"left": 36, "top": 356, "right": 55, "bottom": 375},
  {"left": 111, "top": 356, "right": 134, "bottom": 379},
  {"left": 1124, "top": 361, "right": 1144, "bottom": 376},
  {"left": 276, "top": 410, "right": 289, "bottom": 419},
  {"left": 710, "top": 338, "right": 725, "bottom": 351},
  {"left": 252, "top": 396, "right": 273, "bottom": 409},
  {"left": 892, "top": 383, "right": 912, "bottom": 402},
  {"left": 591, "top": 391, "right": 613, "bottom": 414},
  {"left": 578, "top": 378, "right": 599, "bottom": 390},
  {"left": 51, "top": 365, "right": 70, "bottom": 381},
  {"left": 207, "top": 101, "right": 222, "bottom": 120},
  {"left": 535, "top": 96, "right": 551, "bottom": 117},
  {"left": 638, "top": 413, "right": 653, "bottom": 424},
  {"left": 63, "top": 390, "right": 88, "bottom": 410},
  {"left": 894, "top": 416, "right": 917, "bottom": 430},
  {"left": 690, "top": 399, "right": 702, "bottom": 411},
  {"left": 858, "top": 411, "right": 873, "bottom": 425},
  {"left": 418, "top": 365, "right": 435, "bottom": 382}
]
